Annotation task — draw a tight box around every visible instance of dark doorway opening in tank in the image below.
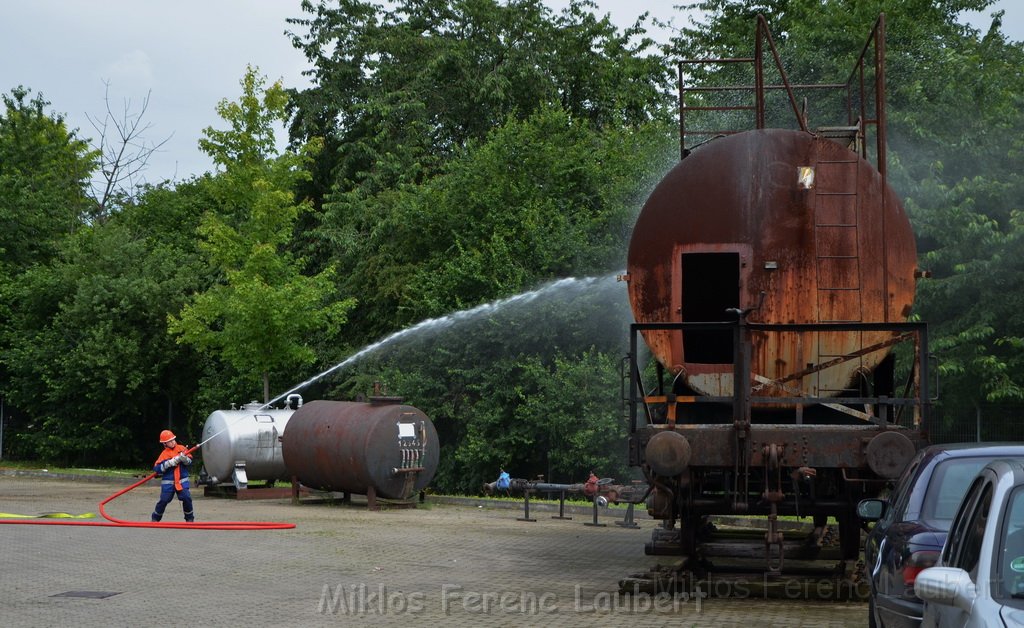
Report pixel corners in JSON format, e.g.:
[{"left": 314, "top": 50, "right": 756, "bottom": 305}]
[{"left": 682, "top": 252, "right": 739, "bottom": 364}]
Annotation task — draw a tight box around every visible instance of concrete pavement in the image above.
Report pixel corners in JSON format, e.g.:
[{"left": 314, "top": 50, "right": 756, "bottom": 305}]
[{"left": 0, "top": 475, "right": 868, "bottom": 627}]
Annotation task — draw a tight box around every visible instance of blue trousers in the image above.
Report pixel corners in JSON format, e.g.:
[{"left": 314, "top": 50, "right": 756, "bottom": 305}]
[{"left": 152, "top": 483, "right": 194, "bottom": 522}]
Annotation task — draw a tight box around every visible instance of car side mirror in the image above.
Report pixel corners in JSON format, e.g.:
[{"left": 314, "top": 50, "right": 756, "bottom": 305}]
[
  {"left": 856, "top": 498, "right": 886, "bottom": 521},
  {"left": 915, "top": 566, "right": 978, "bottom": 612}
]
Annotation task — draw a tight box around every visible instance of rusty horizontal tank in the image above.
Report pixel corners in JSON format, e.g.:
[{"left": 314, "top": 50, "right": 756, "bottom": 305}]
[
  {"left": 281, "top": 399, "right": 439, "bottom": 500},
  {"left": 626, "top": 128, "right": 917, "bottom": 400}
]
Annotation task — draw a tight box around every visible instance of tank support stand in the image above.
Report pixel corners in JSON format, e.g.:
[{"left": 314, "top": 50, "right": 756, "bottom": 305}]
[
  {"left": 616, "top": 502, "right": 640, "bottom": 528},
  {"left": 552, "top": 490, "right": 572, "bottom": 520},
  {"left": 517, "top": 490, "right": 537, "bottom": 522},
  {"left": 584, "top": 497, "right": 607, "bottom": 527}
]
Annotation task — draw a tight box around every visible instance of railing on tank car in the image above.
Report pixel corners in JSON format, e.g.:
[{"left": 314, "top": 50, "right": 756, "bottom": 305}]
[
  {"left": 678, "top": 14, "right": 889, "bottom": 181},
  {"left": 624, "top": 319, "right": 932, "bottom": 434}
]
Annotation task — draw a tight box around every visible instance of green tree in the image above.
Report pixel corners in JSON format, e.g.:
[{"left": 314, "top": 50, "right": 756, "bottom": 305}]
[
  {"left": 284, "top": 0, "right": 679, "bottom": 347},
  {"left": 1, "top": 179, "right": 209, "bottom": 464},
  {"left": 0, "top": 86, "right": 102, "bottom": 462},
  {"left": 280, "top": 0, "right": 679, "bottom": 489},
  {"left": 325, "top": 107, "right": 674, "bottom": 340},
  {"left": 285, "top": 0, "right": 674, "bottom": 219},
  {"left": 889, "top": 10, "right": 1024, "bottom": 415},
  {"left": 0, "top": 87, "right": 96, "bottom": 270},
  {"left": 168, "top": 67, "right": 355, "bottom": 403},
  {"left": 332, "top": 274, "right": 635, "bottom": 493}
]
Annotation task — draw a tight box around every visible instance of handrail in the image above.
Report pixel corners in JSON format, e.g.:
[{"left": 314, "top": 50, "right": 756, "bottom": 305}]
[{"left": 678, "top": 13, "right": 888, "bottom": 179}]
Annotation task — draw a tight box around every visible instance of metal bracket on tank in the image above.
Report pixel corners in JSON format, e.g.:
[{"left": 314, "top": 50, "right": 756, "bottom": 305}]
[
  {"left": 395, "top": 420, "right": 427, "bottom": 472},
  {"left": 232, "top": 462, "right": 248, "bottom": 490}
]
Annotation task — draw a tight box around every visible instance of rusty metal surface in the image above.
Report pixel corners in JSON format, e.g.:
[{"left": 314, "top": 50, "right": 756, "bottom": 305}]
[
  {"left": 864, "top": 430, "right": 916, "bottom": 479},
  {"left": 626, "top": 129, "right": 917, "bottom": 400},
  {"left": 634, "top": 425, "right": 924, "bottom": 470},
  {"left": 645, "top": 430, "right": 692, "bottom": 476},
  {"left": 281, "top": 399, "right": 439, "bottom": 500},
  {"left": 621, "top": 14, "right": 919, "bottom": 571}
]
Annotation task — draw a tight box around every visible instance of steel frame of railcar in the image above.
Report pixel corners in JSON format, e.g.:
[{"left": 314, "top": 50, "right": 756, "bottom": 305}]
[{"left": 625, "top": 317, "right": 931, "bottom": 569}]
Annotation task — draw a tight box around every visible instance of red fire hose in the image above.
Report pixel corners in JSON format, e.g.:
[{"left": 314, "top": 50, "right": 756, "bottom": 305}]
[{"left": 0, "top": 442, "right": 295, "bottom": 530}]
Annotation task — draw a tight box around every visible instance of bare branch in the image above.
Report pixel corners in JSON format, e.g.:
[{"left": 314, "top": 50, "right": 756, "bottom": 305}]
[{"left": 85, "top": 81, "right": 173, "bottom": 219}]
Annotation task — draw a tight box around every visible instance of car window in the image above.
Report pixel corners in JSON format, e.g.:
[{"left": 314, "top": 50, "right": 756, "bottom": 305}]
[
  {"left": 886, "top": 457, "right": 922, "bottom": 522},
  {"left": 998, "top": 486, "right": 1024, "bottom": 599},
  {"left": 953, "top": 483, "right": 993, "bottom": 581},
  {"left": 921, "top": 457, "right": 991, "bottom": 522},
  {"left": 944, "top": 475, "right": 986, "bottom": 566}
]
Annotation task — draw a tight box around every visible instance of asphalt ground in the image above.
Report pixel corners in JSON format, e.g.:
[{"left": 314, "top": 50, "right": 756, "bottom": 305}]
[{"left": 0, "top": 474, "right": 869, "bottom": 627}]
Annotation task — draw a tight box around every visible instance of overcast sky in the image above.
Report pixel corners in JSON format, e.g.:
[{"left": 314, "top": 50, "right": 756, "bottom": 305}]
[{"left": 1, "top": 1, "right": 1020, "bottom": 188}]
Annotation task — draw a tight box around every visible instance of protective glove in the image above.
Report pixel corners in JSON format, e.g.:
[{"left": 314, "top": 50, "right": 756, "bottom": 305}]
[
  {"left": 164, "top": 457, "right": 179, "bottom": 470},
  {"left": 176, "top": 453, "right": 191, "bottom": 465}
]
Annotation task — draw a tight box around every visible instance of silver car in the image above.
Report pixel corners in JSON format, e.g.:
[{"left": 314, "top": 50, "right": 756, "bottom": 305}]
[{"left": 915, "top": 458, "right": 1024, "bottom": 627}]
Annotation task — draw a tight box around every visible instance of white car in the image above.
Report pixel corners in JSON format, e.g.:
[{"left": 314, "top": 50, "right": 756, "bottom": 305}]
[{"left": 915, "top": 458, "right": 1024, "bottom": 627}]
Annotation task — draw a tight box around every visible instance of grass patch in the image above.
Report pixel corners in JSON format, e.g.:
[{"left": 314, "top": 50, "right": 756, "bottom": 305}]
[{"left": 0, "top": 460, "right": 145, "bottom": 478}]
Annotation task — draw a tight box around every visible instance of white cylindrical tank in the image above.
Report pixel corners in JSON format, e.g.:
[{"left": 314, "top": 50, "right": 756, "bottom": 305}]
[{"left": 200, "top": 402, "right": 295, "bottom": 488}]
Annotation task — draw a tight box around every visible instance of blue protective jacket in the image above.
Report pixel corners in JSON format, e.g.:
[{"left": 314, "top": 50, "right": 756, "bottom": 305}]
[{"left": 153, "top": 444, "right": 192, "bottom": 490}]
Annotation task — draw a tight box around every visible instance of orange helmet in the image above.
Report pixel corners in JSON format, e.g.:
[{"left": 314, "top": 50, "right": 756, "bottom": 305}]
[{"left": 159, "top": 429, "right": 177, "bottom": 443}]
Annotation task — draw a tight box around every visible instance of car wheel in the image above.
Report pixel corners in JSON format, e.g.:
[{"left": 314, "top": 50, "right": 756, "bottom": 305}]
[{"left": 868, "top": 595, "right": 878, "bottom": 628}]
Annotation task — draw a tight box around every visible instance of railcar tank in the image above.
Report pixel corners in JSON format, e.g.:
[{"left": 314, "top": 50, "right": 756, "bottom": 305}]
[
  {"left": 621, "top": 14, "right": 930, "bottom": 569},
  {"left": 628, "top": 128, "right": 917, "bottom": 401}
]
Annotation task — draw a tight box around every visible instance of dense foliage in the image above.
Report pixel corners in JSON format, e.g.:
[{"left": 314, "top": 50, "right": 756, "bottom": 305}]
[
  {"left": 1, "top": 0, "right": 1021, "bottom": 482},
  {"left": 168, "top": 68, "right": 356, "bottom": 405}
]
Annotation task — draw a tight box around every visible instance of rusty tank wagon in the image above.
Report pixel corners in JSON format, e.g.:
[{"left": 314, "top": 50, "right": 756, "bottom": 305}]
[{"left": 622, "top": 15, "right": 929, "bottom": 572}]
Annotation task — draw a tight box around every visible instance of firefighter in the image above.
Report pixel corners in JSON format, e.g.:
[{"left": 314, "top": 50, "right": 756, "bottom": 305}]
[{"left": 151, "top": 430, "right": 195, "bottom": 523}]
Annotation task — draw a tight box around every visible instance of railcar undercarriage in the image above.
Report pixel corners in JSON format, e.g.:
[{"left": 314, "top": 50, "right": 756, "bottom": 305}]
[{"left": 625, "top": 318, "right": 930, "bottom": 576}]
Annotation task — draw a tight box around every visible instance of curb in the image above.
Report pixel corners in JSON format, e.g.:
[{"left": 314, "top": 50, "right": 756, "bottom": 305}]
[{"left": 0, "top": 468, "right": 156, "bottom": 486}]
